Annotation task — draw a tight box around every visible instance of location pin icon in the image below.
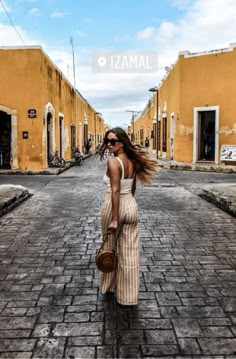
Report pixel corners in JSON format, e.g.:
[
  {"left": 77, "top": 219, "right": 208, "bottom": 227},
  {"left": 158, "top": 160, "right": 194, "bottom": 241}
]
[{"left": 97, "top": 56, "right": 107, "bottom": 67}]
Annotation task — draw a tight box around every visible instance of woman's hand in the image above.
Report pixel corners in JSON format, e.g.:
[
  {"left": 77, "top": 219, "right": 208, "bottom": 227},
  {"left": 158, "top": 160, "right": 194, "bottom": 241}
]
[{"left": 107, "top": 219, "right": 118, "bottom": 234}]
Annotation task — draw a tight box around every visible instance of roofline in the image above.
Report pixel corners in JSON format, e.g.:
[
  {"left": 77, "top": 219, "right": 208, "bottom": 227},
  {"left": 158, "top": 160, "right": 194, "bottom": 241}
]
[
  {"left": 158, "top": 42, "right": 236, "bottom": 88},
  {"left": 178, "top": 42, "right": 236, "bottom": 58},
  {"left": 0, "top": 45, "right": 97, "bottom": 111}
]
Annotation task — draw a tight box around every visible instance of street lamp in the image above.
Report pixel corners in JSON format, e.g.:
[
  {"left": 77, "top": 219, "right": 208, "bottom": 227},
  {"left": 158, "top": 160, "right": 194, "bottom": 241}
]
[
  {"left": 126, "top": 110, "right": 140, "bottom": 142},
  {"left": 94, "top": 112, "right": 101, "bottom": 147},
  {"left": 149, "top": 87, "right": 158, "bottom": 158}
]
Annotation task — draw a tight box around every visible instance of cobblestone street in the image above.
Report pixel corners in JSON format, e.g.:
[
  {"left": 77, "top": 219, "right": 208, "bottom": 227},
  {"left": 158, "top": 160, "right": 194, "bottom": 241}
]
[{"left": 0, "top": 157, "right": 236, "bottom": 358}]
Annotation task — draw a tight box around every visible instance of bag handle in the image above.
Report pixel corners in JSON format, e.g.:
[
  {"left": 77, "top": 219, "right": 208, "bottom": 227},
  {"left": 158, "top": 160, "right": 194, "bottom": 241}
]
[{"left": 98, "top": 233, "right": 116, "bottom": 252}]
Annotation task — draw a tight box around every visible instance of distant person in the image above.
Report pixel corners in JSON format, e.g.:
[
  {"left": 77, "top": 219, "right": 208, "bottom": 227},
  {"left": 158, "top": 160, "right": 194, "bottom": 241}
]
[
  {"left": 85, "top": 138, "right": 92, "bottom": 154},
  {"left": 145, "top": 137, "right": 149, "bottom": 148}
]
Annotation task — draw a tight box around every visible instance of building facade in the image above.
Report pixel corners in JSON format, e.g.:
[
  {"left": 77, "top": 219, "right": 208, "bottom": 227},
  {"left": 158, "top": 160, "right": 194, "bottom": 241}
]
[
  {"left": 0, "top": 46, "right": 106, "bottom": 170},
  {"left": 133, "top": 43, "right": 236, "bottom": 164}
]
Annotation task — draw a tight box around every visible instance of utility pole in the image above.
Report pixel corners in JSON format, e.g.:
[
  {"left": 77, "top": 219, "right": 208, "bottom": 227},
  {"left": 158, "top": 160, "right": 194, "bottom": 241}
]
[
  {"left": 70, "top": 36, "right": 77, "bottom": 153},
  {"left": 149, "top": 87, "right": 158, "bottom": 158}
]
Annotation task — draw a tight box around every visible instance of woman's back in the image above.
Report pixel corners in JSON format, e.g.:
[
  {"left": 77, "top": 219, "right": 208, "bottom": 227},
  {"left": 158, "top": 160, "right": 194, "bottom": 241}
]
[{"left": 117, "top": 154, "right": 134, "bottom": 179}]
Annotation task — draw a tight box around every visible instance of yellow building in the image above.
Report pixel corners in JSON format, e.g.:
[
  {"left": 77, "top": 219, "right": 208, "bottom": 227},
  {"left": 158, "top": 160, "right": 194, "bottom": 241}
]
[
  {"left": 0, "top": 46, "right": 106, "bottom": 170},
  {"left": 128, "top": 101, "right": 155, "bottom": 150},
  {"left": 135, "top": 43, "right": 236, "bottom": 164}
]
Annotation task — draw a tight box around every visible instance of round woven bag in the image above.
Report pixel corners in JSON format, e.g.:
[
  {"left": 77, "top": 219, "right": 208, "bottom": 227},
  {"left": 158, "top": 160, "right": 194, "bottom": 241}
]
[{"left": 96, "top": 249, "right": 118, "bottom": 273}]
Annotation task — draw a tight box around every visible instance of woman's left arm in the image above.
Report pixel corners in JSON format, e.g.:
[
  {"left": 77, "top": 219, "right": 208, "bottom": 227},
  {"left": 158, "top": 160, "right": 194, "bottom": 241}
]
[
  {"left": 107, "top": 159, "right": 121, "bottom": 233},
  {"left": 132, "top": 175, "right": 136, "bottom": 196}
]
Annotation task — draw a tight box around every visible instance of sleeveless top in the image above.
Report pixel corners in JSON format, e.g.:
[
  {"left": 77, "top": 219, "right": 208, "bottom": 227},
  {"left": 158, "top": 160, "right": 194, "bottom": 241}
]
[{"left": 103, "top": 157, "right": 134, "bottom": 194}]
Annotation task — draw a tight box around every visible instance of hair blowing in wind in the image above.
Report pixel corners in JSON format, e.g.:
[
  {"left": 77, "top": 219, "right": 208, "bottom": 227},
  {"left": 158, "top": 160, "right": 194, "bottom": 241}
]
[{"left": 99, "top": 127, "right": 158, "bottom": 184}]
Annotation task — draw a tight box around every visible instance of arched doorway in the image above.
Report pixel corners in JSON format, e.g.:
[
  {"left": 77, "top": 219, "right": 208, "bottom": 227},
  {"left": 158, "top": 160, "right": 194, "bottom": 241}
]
[
  {"left": 44, "top": 102, "right": 55, "bottom": 167},
  {"left": 0, "top": 110, "right": 11, "bottom": 169}
]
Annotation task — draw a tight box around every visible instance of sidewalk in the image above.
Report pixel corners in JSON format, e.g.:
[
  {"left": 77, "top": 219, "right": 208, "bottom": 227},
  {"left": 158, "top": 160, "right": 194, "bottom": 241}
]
[
  {"left": 0, "top": 153, "right": 93, "bottom": 176},
  {"left": 0, "top": 184, "right": 31, "bottom": 217},
  {"left": 157, "top": 158, "right": 236, "bottom": 173},
  {"left": 157, "top": 158, "right": 236, "bottom": 218},
  {"left": 0, "top": 153, "right": 93, "bottom": 217}
]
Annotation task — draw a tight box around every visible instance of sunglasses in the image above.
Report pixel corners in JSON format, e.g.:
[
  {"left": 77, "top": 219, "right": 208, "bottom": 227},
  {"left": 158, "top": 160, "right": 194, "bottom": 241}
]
[{"left": 104, "top": 138, "right": 120, "bottom": 146}]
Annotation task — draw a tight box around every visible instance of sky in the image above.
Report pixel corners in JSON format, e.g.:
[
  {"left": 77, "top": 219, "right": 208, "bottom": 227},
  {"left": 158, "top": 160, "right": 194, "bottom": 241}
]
[{"left": 0, "top": 0, "right": 236, "bottom": 127}]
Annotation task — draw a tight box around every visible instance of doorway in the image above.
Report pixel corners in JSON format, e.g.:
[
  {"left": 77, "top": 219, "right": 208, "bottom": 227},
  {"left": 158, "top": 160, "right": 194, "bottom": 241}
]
[
  {"left": 59, "top": 116, "right": 63, "bottom": 159},
  {"left": 193, "top": 106, "right": 219, "bottom": 164},
  {"left": 0, "top": 110, "right": 11, "bottom": 169},
  {"left": 71, "top": 125, "right": 76, "bottom": 157},
  {"left": 170, "top": 113, "right": 175, "bottom": 160},
  {"left": 46, "top": 112, "right": 52, "bottom": 165},
  {"left": 198, "top": 111, "right": 215, "bottom": 161}
]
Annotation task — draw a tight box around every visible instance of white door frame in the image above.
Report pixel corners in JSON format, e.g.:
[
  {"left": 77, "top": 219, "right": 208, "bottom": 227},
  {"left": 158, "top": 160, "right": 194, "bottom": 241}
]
[
  {"left": 79, "top": 122, "right": 82, "bottom": 152},
  {"left": 170, "top": 112, "right": 175, "bottom": 160},
  {"left": 193, "top": 106, "right": 219, "bottom": 164},
  {"left": 44, "top": 102, "right": 55, "bottom": 166}
]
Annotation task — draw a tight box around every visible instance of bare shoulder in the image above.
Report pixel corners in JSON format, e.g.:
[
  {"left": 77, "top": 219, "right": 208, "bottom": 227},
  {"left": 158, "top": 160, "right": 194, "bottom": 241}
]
[
  {"left": 107, "top": 158, "right": 119, "bottom": 170},
  {"left": 107, "top": 158, "right": 121, "bottom": 176}
]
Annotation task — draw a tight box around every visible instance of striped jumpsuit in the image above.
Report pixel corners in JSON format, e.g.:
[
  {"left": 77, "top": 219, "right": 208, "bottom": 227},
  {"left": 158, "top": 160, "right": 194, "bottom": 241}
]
[{"left": 100, "top": 157, "right": 139, "bottom": 305}]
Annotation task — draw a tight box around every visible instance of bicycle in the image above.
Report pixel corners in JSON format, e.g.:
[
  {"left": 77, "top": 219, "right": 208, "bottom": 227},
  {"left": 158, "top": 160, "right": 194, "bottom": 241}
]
[
  {"left": 49, "top": 151, "right": 66, "bottom": 168},
  {"left": 72, "top": 147, "right": 84, "bottom": 166}
]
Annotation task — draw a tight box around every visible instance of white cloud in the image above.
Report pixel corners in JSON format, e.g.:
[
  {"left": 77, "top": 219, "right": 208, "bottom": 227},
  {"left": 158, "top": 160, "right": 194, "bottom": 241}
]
[
  {"left": 51, "top": 12, "right": 66, "bottom": 18},
  {"left": 141, "top": 0, "right": 236, "bottom": 77},
  {"left": 1, "top": 0, "right": 236, "bottom": 127},
  {"left": 28, "top": 7, "right": 40, "bottom": 16},
  {"left": 40, "top": 0, "right": 236, "bottom": 127},
  {"left": 0, "top": 23, "right": 31, "bottom": 45},
  {"left": 46, "top": 46, "right": 161, "bottom": 126},
  {"left": 137, "top": 27, "right": 155, "bottom": 40}
]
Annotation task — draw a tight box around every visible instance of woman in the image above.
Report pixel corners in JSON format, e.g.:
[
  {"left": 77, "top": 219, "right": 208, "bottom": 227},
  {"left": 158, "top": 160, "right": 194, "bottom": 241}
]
[{"left": 99, "top": 127, "right": 158, "bottom": 305}]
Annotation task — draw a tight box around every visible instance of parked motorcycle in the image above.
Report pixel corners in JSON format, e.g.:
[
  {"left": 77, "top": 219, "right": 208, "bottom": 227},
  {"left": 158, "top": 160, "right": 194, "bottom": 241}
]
[{"left": 72, "top": 147, "right": 84, "bottom": 166}]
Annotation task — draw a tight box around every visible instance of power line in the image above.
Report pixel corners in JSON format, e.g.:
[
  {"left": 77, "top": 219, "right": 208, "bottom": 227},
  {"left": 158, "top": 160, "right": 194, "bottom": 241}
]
[{"left": 0, "top": 0, "right": 25, "bottom": 44}]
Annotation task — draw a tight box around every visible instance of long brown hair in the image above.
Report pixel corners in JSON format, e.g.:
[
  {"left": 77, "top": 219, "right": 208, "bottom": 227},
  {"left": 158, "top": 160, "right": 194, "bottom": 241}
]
[{"left": 99, "top": 127, "right": 158, "bottom": 184}]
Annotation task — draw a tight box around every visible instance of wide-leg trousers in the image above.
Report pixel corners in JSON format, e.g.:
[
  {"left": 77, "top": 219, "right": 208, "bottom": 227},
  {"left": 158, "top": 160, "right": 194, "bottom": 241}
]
[{"left": 99, "top": 192, "right": 139, "bottom": 305}]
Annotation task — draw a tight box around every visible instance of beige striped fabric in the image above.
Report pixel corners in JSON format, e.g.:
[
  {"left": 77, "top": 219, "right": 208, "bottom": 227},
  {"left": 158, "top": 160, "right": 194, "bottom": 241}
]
[{"left": 99, "top": 192, "right": 139, "bottom": 305}]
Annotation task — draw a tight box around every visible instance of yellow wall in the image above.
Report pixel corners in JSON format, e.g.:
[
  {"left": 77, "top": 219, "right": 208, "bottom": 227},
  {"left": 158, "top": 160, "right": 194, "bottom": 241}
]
[
  {"left": 140, "top": 44, "right": 236, "bottom": 163},
  {"left": 178, "top": 48, "right": 236, "bottom": 162},
  {"left": 132, "top": 101, "right": 154, "bottom": 148},
  {"left": 158, "top": 61, "right": 180, "bottom": 159},
  {"left": 0, "top": 46, "right": 106, "bottom": 170},
  {"left": 0, "top": 48, "right": 44, "bottom": 169}
]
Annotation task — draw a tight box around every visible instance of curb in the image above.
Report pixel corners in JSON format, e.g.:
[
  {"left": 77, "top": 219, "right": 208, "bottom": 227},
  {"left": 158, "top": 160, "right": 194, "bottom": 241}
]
[
  {"left": 200, "top": 189, "right": 236, "bottom": 218},
  {"left": 0, "top": 186, "right": 31, "bottom": 217},
  {"left": 158, "top": 162, "right": 236, "bottom": 173},
  {"left": 0, "top": 153, "right": 93, "bottom": 176}
]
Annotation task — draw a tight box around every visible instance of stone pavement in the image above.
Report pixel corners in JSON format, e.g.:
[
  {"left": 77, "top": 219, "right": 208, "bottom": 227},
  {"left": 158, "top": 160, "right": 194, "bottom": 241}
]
[
  {"left": 0, "top": 158, "right": 235, "bottom": 358},
  {"left": 1, "top": 157, "right": 235, "bottom": 219},
  {"left": 157, "top": 159, "right": 236, "bottom": 218}
]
